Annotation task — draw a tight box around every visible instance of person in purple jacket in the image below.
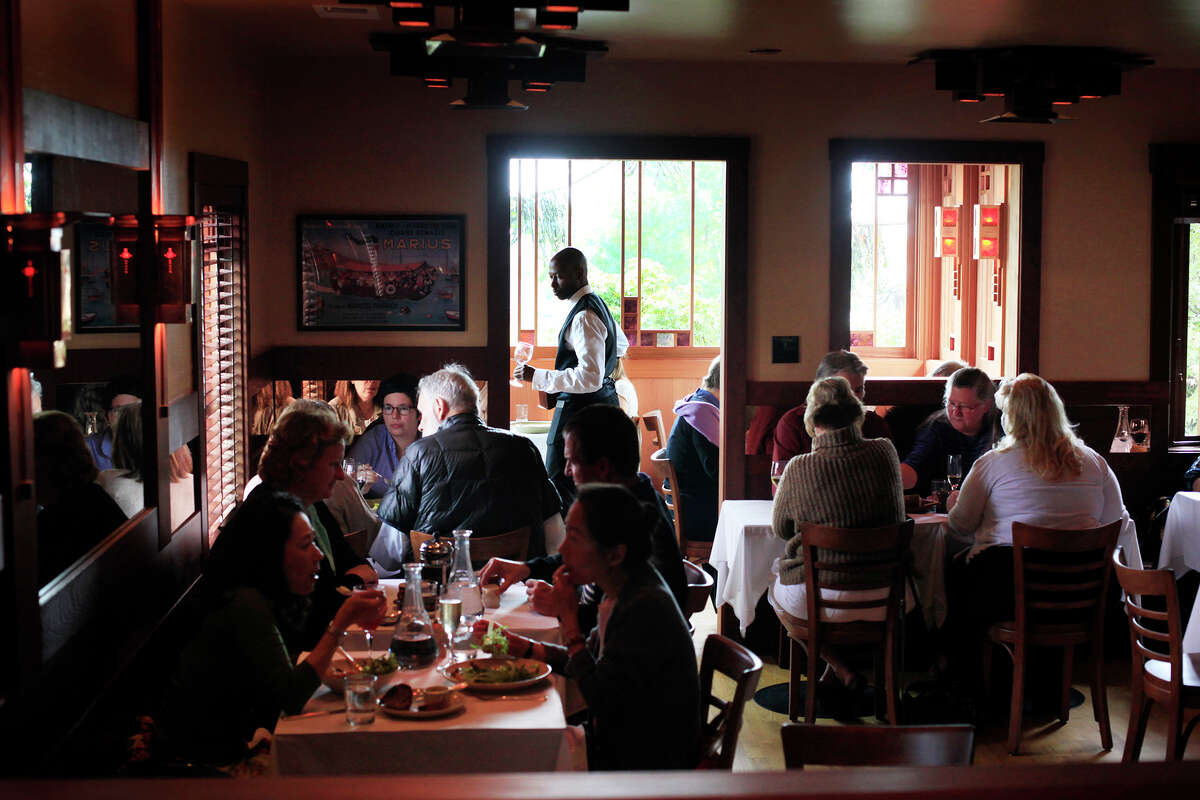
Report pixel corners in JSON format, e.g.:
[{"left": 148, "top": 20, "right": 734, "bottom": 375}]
[{"left": 665, "top": 356, "right": 722, "bottom": 543}]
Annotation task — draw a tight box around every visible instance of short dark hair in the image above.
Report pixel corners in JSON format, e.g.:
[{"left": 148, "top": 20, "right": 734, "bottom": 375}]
[
  {"left": 573, "top": 483, "right": 656, "bottom": 566},
  {"left": 204, "top": 487, "right": 308, "bottom": 603},
  {"left": 378, "top": 373, "right": 419, "bottom": 406},
  {"left": 944, "top": 367, "right": 995, "bottom": 405},
  {"left": 563, "top": 404, "right": 640, "bottom": 478},
  {"left": 34, "top": 410, "right": 97, "bottom": 488},
  {"left": 551, "top": 247, "right": 587, "bottom": 274},
  {"left": 815, "top": 350, "right": 868, "bottom": 380}
]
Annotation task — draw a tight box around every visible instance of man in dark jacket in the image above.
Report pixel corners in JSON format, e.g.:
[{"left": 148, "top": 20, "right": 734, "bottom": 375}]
[
  {"left": 480, "top": 403, "right": 688, "bottom": 618},
  {"left": 379, "top": 364, "right": 563, "bottom": 557}
]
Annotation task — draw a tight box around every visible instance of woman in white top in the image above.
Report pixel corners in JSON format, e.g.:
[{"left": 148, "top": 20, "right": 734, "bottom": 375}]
[{"left": 944, "top": 373, "right": 1128, "bottom": 678}]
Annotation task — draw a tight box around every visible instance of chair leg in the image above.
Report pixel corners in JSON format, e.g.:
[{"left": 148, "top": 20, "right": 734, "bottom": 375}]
[
  {"left": 1122, "top": 685, "right": 1151, "bottom": 764},
  {"left": 1090, "top": 646, "right": 1112, "bottom": 751},
  {"left": 787, "top": 638, "right": 801, "bottom": 722},
  {"left": 1007, "top": 643, "right": 1026, "bottom": 755},
  {"left": 804, "top": 639, "right": 819, "bottom": 724},
  {"left": 1059, "top": 645, "right": 1074, "bottom": 723},
  {"left": 1167, "top": 702, "right": 1183, "bottom": 761},
  {"left": 885, "top": 624, "right": 899, "bottom": 725}
]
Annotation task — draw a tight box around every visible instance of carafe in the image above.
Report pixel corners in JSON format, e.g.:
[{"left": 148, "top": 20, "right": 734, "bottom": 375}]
[
  {"left": 1110, "top": 405, "right": 1132, "bottom": 453},
  {"left": 389, "top": 563, "right": 438, "bottom": 669},
  {"left": 444, "top": 529, "right": 483, "bottom": 626}
]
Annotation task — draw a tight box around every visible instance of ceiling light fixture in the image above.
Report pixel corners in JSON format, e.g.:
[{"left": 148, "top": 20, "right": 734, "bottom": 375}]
[
  {"left": 354, "top": 1, "right": 629, "bottom": 108},
  {"left": 912, "top": 46, "right": 1153, "bottom": 124}
]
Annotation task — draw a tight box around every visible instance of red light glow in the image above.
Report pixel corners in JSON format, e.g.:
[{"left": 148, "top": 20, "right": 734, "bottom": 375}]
[
  {"left": 163, "top": 246, "right": 177, "bottom": 274},
  {"left": 979, "top": 238, "right": 999, "bottom": 258},
  {"left": 119, "top": 247, "right": 134, "bottom": 274},
  {"left": 979, "top": 206, "right": 999, "bottom": 226},
  {"left": 941, "top": 237, "right": 957, "bottom": 256},
  {"left": 545, "top": 4, "right": 580, "bottom": 10},
  {"left": 941, "top": 208, "right": 958, "bottom": 226},
  {"left": 22, "top": 260, "right": 36, "bottom": 298},
  {"left": 397, "top": 20, "right": 430, "bottom": 27},
  {"left": 389, "top": 1, "right": 424, "bottom": 6},
  {"left": 540, "top": 23, "right": 573, "bottom": 29},
  {"left": 957, "top": 97, "right": 981, "bottom": 103}
]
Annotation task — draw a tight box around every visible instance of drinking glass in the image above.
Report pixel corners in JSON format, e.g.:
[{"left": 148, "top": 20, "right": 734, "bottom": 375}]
[
  {"left": 355, "top": 463, "right": 372, "bottom": 492},
  {"left": 353, "top": 585, "right": 385, "bottom": 659},
  {"left": 509, "top": 341, "right": 535, "bottom": 388},
  {"left": 770, "top": 460, "right": 787, "bottom": 490},
  {"left": 342, "top": 457, "right": 356, "bottom": 481},
  {"left": 931, "top": 479, "right": 951, "bottom": 514},
  {"left": 946, "top": 454, "right": 963, "bottom": 490},
  {"left": 1130, "top": 418, "right": 1150, "bottom": 450},
  {"left": 344, "top": 673, "right": 377, "bottom": 726},
  {"left": 515, "top": 403, "right": 529, "bottom": 423}
]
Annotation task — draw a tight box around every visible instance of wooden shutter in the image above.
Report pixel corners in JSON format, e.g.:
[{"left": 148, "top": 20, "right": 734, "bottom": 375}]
[{"left": 199, "top": 206, "right": 246, "bottom": 543}]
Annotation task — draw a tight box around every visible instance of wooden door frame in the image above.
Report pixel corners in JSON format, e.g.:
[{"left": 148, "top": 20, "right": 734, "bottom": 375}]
[{"left": 486, "top": 135, "right": 750, "bottom": 499}]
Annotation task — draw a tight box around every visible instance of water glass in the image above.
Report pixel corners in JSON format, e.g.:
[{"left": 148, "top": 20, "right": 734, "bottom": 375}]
[
  {"left": 342, "top": 457, "right": 356, "bottom": 480},
  {"left": 344, "top": 673, "right": 377, "bottom": 726},
  {"left": 931, "top": 479, "right": 951, "bottom": 514},
  {"left": 515, "top": 403, "right": 529, "bottom": 422}
]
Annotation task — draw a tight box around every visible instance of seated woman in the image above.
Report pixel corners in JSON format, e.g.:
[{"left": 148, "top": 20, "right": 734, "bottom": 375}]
[
  {"left": 349, "top": 373, "right": 421, "bottom": 498},
  {"left": 162, "top": 489, "right": 384, "bottom": 767},
  {"left": 330, "top": 379, "right": 381, "bottom": 439},
  {"left": 666, "top": 355, "right": 721, "bottom": 542},
  {"left": 769, "top": 376, "right": 905, "bottom": 693},
  {"left": 255, "top": 401, "right": 378, "bottom": 649},
  {"left": 476, "top": 484, "right": 700, "bottom": 771},
  {"left": 97, "top": 402, "right": 194, "bottom": 522},
  {"left": 34, "top": 411, "right": 128, "bottom": 586},
  {"left": 945, "top": 373, "right": 1127, "bottom": 640}
]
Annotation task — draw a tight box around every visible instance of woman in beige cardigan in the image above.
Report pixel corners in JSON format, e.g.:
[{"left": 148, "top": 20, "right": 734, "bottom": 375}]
[{"left": 769, "top": 376, "right": 906, "bottom": 693}]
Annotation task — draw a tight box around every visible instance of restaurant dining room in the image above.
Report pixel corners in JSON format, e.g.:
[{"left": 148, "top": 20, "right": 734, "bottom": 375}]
[{"left": 4, "top": 0, "right": 1200, "bottom": 796}]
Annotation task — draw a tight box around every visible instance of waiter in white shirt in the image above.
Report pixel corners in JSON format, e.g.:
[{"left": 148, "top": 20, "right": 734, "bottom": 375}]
[{"left": 513, "top": 247, "right": 622, "bottom": 505}]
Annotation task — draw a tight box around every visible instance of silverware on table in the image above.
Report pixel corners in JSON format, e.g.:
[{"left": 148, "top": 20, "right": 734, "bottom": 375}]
[{"left": 285, "top": 706, "right": 345, "bottom": 719}]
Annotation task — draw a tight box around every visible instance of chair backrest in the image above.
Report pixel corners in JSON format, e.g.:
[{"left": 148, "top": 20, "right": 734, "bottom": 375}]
[
  {"left": 408, "top": 527, "right": 530, "bottom": 567},
  {"left": 1010, "top": 520, "right": 1121, "bottom": 633},
  {"left": 651, "top": 448, "right": 687, "bottom": 550},
  {"left": 1112, "top": 545, "right": 1184, "bottom": 691},
  {"left": 682, "top": 559, "right": 714, "bottom": 617},
  {"left": 642, "top": 409, "right": 667, "bottom": 450},
  {"left": 780, "top": 723, "right": 975, "bottom": 768},
  {"left": 697, "top": 634, "right": 764, "bottom": 769},
  {"left": 798, "top": 519, "right": 915, "bottom": 624}
]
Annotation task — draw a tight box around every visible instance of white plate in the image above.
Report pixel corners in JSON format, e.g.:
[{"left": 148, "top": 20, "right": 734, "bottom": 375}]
[
  {"left": 378, "top": 692, "right": 465, "bottom": 719},
  {"left": 441, "top": 657, "right": 552, "bottom": 692}
]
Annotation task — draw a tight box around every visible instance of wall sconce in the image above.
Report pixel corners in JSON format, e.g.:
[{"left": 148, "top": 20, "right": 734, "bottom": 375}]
[
  {"left": 934, "top": 205, "right": 959, "bottom": 257},
  {"left": 974, "top": 204, "right": 1003, "bottom": 260},
  {"left": 111, "top": 214, "right": 197, "bottom": 324},
  {"left": 537, "top": 8, "right": 578, "bottom": 29},
  {"left": 2, "top": 213, "right": 76, "bottom": 368}
]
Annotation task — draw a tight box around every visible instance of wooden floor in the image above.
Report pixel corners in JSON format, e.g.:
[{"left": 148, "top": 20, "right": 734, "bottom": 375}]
[{"left": 691, "top": 603, "right": 1200, "bottom": 770}]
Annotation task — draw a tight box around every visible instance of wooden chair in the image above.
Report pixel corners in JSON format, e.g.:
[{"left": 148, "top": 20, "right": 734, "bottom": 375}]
[
  {"left": 985, "top": 520, "right": 1120, "bottom": 754},
  {"left": 682, "top": 559, "right": 714, "bottom": 617},
  {"left": 1112, "top": 545, "right": 1200, "bottom": 761},
  {"left": 642, "top": 408, "right": 667, "bottom": 450},
  {"left": 409, "top": 527, "right": 530, "bottom": 568},
  {"left": 780, "top": 723, "right": 975, "bottom": 768},
  {"left": 780, "top": 519, "right": 914, "bottom": 724},
  {"left": 697, "top": 634, "right": 763, "bottom": 769}
]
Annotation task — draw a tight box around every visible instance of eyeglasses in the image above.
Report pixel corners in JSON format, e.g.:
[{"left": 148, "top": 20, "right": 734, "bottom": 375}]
[
  {"left": 947, "top": 401, "right": 983, "bottom": 413},
  {"left": 382, "top": 404, "right": 417, "bottom": 416}
]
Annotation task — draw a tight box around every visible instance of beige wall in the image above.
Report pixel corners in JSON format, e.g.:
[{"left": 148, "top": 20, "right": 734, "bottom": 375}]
[{"left": 244, "top": 56, "right": 1200, "bottom": 382}]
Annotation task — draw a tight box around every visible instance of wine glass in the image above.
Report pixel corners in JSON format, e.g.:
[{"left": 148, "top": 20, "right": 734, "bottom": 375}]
[
  {"left": 355, "top": 463, "right": 372, "bottom": 492},
  {"left": 509, "top": 341, "right": 534, "bottom": 388},
  {"left": 770, "top": 460, "right": 787, "bottom": 491},
  {"left": 1130, "top": 418, "right": 1150, "bottom": 450},
  {"left": 342, "top": 457, "right": 356, "bottom": 481},
  {"left": 946, "top": 454, "right": 963, "bottom": 491},
  {"left": 353, "top": 585, "right": 385, "bottom": 659}
]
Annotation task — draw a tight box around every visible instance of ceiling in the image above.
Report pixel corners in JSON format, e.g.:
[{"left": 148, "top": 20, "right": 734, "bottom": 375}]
[{"left": 188, "top": 0, "right": 1200, "bottom": 68}]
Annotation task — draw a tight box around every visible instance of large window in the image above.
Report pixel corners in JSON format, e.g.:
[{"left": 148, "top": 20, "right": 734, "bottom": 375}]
[
  {"left": 509, "top": 158, "right": 725, "bottom": 348},
  {"left": 1180, "top": 224, "right": 1200, "bottom": 435},
  {"left": 850, "top": 162, "right": 910, "bottom": 351}
]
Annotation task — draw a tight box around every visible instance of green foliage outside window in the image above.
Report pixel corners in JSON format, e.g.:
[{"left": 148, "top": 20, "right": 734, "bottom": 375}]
[{"left": 1186, "top": 224, "right": 1200, "bottom": 434}]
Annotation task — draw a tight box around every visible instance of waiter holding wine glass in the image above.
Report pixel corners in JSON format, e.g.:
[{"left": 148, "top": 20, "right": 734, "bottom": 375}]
[{"left": 513, "top": 247, "right": 621, "bottom": 505}]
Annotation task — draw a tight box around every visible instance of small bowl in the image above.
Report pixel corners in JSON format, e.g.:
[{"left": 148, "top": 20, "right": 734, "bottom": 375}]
[{"left": 420, "top": 685, "right": 450, "bottom": 710}]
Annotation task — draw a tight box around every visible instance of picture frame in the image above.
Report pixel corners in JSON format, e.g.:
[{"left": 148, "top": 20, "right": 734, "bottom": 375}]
[
  {"left": 73, "top": 221, "right": 138, "bottom": 333},
  {"left": 297, "top": 214, "right": 465, "bottom": 331}
]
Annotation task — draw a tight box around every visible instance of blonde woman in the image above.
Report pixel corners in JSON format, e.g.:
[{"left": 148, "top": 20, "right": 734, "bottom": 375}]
[{"left": 944, "top": 373, "right": 1127, "bottom": 683}]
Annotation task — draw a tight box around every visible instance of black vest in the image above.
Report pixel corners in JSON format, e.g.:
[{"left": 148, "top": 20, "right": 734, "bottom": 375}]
[{"left": 552, "top": 291, "right": 618, "bottom": 403}]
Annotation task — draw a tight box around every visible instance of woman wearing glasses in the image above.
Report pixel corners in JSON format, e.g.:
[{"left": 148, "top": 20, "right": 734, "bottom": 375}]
[
  {"left": 349, "top": 373, "right": 421, "bottom": 498},
  {"left": 899, "top": 367, "right": 999, "bottom": 496}
]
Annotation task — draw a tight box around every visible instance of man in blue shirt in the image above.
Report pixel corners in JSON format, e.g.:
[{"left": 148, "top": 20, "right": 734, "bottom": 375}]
[{"left": 900, "top": 367, "right": 998, "bottom": 496}]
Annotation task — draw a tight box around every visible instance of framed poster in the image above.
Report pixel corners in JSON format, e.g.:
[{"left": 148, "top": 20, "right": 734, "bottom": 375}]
[
  {"left": 74, "top": 222, "right": 138, "bottom": 333},
  {"left": 297, "top": 214, "right": 465, "bottom": 331}
]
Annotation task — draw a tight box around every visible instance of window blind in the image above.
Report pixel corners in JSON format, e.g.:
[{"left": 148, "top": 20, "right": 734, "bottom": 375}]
[{"left": 199, "top": 206, "right": 246, "bottom": 544}]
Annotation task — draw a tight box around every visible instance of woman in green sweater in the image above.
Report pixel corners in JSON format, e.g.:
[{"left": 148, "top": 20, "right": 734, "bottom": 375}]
[{"left": 163, "top": 489, "right": 384, "bottom": 766}]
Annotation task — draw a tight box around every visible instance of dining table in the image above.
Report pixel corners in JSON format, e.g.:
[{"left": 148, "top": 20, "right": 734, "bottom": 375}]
[
  {"left": 273, "top": 581, "right": 583, "bottom": 775},
  {"left": 709, "top": 500, "right": 959, "bottom": 637},
  {"left": 1157, "top": 491, "right": 1200, "bottom": 653}
]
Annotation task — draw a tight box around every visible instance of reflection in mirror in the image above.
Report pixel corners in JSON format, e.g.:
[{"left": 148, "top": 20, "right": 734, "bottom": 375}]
[
  {"left": 33, "top": 410, "right": 128, "bottom": 587},
  {"left": 251, "top": 380, "right": 295, "bottom": 436},
  {"left": 329, "top": 379, "right": 381, "bottom": 437},
  {"left": 169, "top": 436, "right": 199, "bottom": 532}
]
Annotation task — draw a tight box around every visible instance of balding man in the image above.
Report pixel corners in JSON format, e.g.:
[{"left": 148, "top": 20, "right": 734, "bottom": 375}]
[
  {"left": 513, "top": 247, "right": 621, "bottom": 506},
  {"left": 380, "top": 363, "right": 563, "bottom": 556}
]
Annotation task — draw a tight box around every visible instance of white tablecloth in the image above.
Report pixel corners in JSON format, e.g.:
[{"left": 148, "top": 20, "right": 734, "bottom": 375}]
[
  {"left": 710, "top": 500, "right": 950, "bottom": 636},
  {"left": 1159, "top": 492, "right": 1200, "bottom": 653},
  {"left": 277, "top": 583, "right": 580, "bottom": 775},
  {"left": 510, "top": 421, "right": 551, "bottom": 464}
]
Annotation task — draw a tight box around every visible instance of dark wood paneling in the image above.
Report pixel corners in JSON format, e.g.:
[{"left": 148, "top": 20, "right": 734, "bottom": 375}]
[
  {"left": 261, "top": 346, "right": 490, "bottom": 382},
  {"left": 6, "top": 762, "right": 1200, "bottom": 798}
]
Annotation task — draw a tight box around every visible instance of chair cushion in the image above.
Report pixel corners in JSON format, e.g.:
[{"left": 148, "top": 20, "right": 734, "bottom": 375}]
[{"left": 1144, "top": 654, "right": 1200, "bottom": 689}]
